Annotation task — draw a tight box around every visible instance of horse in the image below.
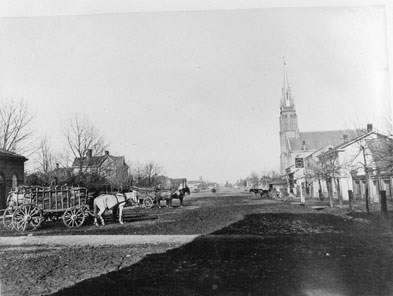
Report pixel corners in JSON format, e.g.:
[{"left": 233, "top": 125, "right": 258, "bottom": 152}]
[
  {"left": 260, "top": 189, "right": 269, "bottom": 198},
  {"left": 93, "top": 191, "right": 138, "bottom": 226},
  {"left": 167, "top": 187, "right": 191, "bottom": 207},
  {"left": 249, "top": 188, "right": 262, "bottom": 195},
  {"left": 154, "top": 189, "right": 172, "bottom": 208}
]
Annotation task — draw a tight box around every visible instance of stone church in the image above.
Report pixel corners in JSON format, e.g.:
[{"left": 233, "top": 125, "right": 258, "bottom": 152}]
[{"left": 279, "top": 66, "right": 358, "bottom": 177}]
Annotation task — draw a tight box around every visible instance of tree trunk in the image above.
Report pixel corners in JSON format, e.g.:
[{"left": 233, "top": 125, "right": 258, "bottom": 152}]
[
  {"left": 327, "top": 180, "right": 333, "bottom": 208},
  {"left": 317, "top": 178, "right": 323, "bottom": 201},
  {"left": 336, "top": 178, "right": 343, "bottom": 207},
  {"left": 362, "top": 146, "right": 370, "bottom": 214}
]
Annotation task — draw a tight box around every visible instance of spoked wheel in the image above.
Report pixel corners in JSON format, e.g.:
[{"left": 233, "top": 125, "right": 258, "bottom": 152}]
[
  {"left": 12, "top": 204, "right": 43, "bottom": 232},
  {"left": 143, "top": 197, "right": 154, "bottom": 208},
  {"left": 63, "top": 207, "right": 85, "bottom": 228},
  {"left": 3, "top": 208, "right": 15, "bottom": 231}
]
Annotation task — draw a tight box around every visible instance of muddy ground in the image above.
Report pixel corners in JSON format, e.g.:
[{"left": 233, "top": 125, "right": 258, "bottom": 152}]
[{"left": 2, "top": 189, "right": 393, "bottom": 296}]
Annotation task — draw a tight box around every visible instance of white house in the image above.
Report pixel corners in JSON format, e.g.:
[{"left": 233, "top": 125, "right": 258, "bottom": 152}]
[{"left": 303, "top": 128, "right": 393, "bottom": 202}]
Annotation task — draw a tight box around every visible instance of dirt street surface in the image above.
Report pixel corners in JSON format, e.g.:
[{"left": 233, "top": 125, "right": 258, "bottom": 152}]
[{"left": 2, "top": 188, "right": 393, "bottom": 295}]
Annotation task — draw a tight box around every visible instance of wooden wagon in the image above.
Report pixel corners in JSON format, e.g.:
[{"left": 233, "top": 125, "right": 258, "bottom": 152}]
[
  {"left": 129, "top": 186, "right": 155, "bottom": 209},
  {"left": 2, "top": 185, "right": 91, "bottom": 232}
]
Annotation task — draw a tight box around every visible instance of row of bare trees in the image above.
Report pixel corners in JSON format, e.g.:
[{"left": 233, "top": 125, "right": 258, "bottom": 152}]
[
  {"left": 0, "top": 99, "right": 34, "bottom": 155},
  {"left": 305, "top": 121, "right": 393, "bottom": 212},
  {"left": 237, "top": 170, "right": 281, "bottom": 189},
  {"left": 1, "top": 98, "right": 164, "bottom": 192}
]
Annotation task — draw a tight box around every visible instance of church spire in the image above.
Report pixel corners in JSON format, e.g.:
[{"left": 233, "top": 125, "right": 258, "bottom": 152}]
[
  {"left": 281, "top": 58, "right": 294, "bottom": 109},
  {"left": 279, "top": 58, "right": 300, "bottom": 174},
  {"left": 279, "top": 58, "right": 298, "bottom": 134}
]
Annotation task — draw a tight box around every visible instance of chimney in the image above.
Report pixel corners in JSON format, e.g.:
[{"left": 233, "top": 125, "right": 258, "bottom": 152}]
[
  {"left": 302, "top": 140, "right": 306, "bottom": 151},
  {"left": 343, "top": 135, "right": 348, "bottom": 143},
  {"left": 367, "top": 124, "right": 373, "bottom": 132},
  {"left": 56, "top": 162, "right": 59, "bottom": 169},
  {"left": 105, "top": 150, "right": 109, "bottom": 156},
  {"left": 86, "top": 149, "right": 92, "bottom": 159}
]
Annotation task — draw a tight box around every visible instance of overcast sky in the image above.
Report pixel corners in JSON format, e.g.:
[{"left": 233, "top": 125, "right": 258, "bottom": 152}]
[{"left": 0, "top": 1, "right": 391, "bottom": 183}]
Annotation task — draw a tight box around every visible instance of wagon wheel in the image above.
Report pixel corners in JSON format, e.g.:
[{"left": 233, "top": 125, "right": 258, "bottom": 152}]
[
  {"left": 63, "top": 207, "right": 85, "bottom": 228},
  {"left": 3, "top": 208, "right": 15, "bottom": 231},
  {"left": 12, "top": 204, "right": 43, "bottom": 232},
  {"left": 143, "top": 197, "right": 154, "bottom": 208}
]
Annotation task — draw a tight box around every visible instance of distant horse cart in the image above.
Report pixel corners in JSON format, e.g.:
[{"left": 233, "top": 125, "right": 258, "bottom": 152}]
[
  {"left": 129, "top": 187, "right": 156, "bottom": 209},
  {"left": 154, "top": 187, "right": 190, "bottom": 207},
  {"left": 2, "top": 185, "right": 91, "bottom": 232},
  {"left": 249, "top": 188, "right": 280, "bottom": 199}
]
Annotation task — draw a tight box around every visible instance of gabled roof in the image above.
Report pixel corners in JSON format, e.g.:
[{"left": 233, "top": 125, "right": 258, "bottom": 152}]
[
  {"left": 72, "top": 154, "right": 126, "bottom": 168},
  {"left": 0, "top": 148, "right": 28, "bottom": 161},
  {"left": 72, "top": 155, "right": 107, "bottom": 168},
  {"left": 333, "top": 131, "right": 387, "bottom": 150},
  {"left": 317, "top": 131, "right": 391, "bottom": 162},
  {"left": 288, "top": 130, "right": 361, "bottom": 151}
]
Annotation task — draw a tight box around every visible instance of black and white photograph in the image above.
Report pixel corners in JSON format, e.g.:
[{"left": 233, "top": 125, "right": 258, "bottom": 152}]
[{"left": 0, "top": 0, "right": 392, "bottom": 295}]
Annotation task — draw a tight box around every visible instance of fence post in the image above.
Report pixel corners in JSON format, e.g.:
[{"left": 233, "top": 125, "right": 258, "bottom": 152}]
[{"left": 380, "top": 190, "right": 388, "bottom": 218}]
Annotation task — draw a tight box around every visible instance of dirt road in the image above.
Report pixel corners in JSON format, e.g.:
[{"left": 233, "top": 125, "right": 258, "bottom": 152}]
[{"left": 2, "top": 188, "right": 393, "bottom": 296}]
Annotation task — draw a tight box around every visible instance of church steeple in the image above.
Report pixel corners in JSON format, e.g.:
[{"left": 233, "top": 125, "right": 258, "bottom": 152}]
[
  {"left": 279, "top": 60, "right": 299, "bottom": 174},
  {"left": 279, "top": 59, "right": 298, "bottom": 133},
  {"left": 280, "top": 59, "right": 295, "bottom": 110}
]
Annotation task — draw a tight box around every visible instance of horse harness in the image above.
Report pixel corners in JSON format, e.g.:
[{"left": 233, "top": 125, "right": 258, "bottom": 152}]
[{"left": 113, "top": 192, "right": 130, "bottom": 206}]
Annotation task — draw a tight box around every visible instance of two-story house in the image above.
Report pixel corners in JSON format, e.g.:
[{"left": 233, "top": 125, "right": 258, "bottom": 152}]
[{"left": 71, "top": 149, "right": 129, "bottom": 181}]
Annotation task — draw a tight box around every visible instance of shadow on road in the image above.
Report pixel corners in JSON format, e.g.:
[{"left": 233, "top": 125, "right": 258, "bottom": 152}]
[{"left": 52, "top": 213, "right": 393, "bottom": 296}]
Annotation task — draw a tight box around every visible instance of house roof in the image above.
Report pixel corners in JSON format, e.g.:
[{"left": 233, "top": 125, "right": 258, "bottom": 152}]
[
  {"left": 317, "top": 131, "right": 391, "bottom": 163},
  {"left": 333, "top": 131, "right": 388, "bottom": 150},
  {"left": 0, "top": 148, "right": 28, "bottom": 161},
  {"left": 288, "top": 130, "right": 361, "bottom": 151},
  {"left": 72, "top": 154, "right": 126, "bottom": 168}
]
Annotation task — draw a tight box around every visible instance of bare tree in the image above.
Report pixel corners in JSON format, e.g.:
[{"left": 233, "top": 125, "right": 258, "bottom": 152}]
[
  {"left": 259, "top": 170, "right": 280, "bottom": 189},
  {"left": 56, "top": 151, "right": 74, "bottom": 169},
  {"left": 64, "top": 114, "right": 108, "bottom": 177},
  {"left": 248, "top": 172, "right": 260, "bottom": 188},
  {"left": 144, "top": 161, "right": 162, "bottom": 187},
  {"left": 0, "top": 98, "right": 34, "bottom": 155},
  {"left": 36, "top": 137, "right": 56, "bottom": 185},
  {"left": 346, "top": 125, "right": 381, "bottom": 213},
  {"left": 132, "top": 161, "right": 145, "bottom": 186},
  {"left": 309, "top": 150, "right": 343, "bottom": 208}
]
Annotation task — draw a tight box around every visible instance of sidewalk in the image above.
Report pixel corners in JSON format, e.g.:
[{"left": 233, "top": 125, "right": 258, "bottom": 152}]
[
  {"left": 285, "top": 194, "right": 393, "bottom": 213},
  {"left": 0, "top": 234, "right": 199, "bottom": 246}
]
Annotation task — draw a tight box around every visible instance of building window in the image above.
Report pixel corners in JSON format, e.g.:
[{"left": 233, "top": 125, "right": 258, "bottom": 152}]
[{"left": 12, "top": 174, "right": 18, "bottom": 190}]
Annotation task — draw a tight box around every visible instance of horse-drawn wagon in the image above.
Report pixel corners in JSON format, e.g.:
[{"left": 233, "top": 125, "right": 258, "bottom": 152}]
[
  {"left": 2, "top": 185, "right": 91, "bottom": 232},
  {"left": 129, "top": 187, "right": 155, "bottom": 209}
]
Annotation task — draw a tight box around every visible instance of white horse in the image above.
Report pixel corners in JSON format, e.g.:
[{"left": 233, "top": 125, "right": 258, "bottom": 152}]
[{"left": 93, "top": 191, "right": 138, "bottom": 226}]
